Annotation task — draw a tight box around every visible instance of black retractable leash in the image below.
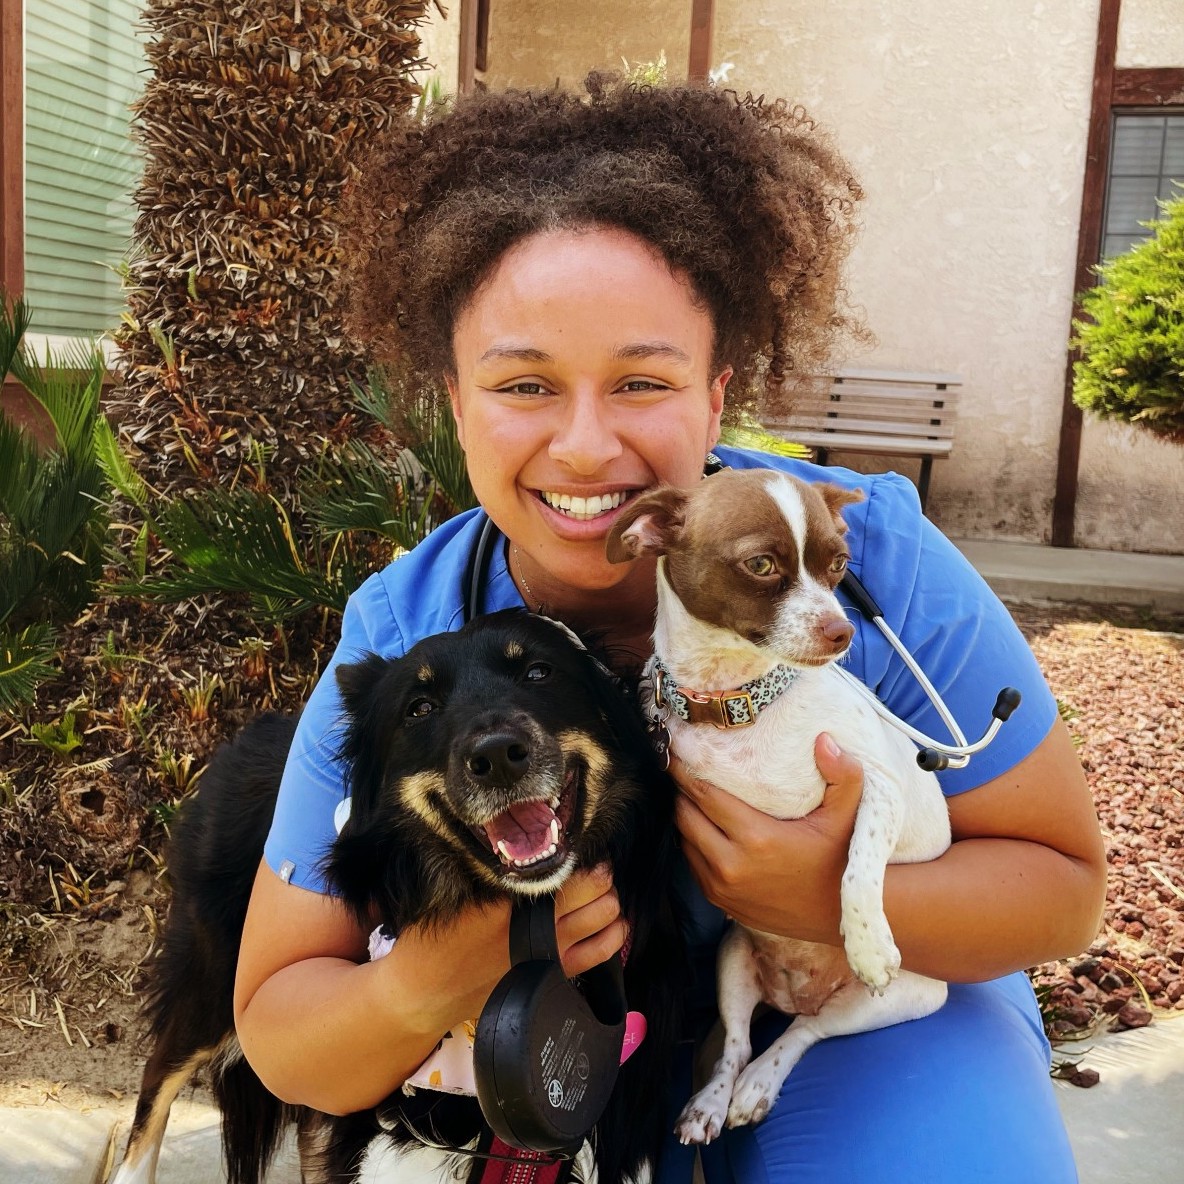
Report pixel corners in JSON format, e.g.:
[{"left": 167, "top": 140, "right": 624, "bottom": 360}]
[{"left": 474, "top": 895, "right": 628, "bottom": 1155}]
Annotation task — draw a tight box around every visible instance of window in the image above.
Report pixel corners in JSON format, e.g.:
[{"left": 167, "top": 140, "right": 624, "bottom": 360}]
[
  {"left": 1100, "top": 112, "right": 1184, "bottom": 259},
  {"left": 24, "top": 0, "right": 143, "bottom": 337}
]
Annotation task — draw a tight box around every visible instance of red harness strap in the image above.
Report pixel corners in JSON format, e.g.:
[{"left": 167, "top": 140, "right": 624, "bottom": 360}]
[{"left": 476, "top": 1138, "right": 567, "bottom": 1184}]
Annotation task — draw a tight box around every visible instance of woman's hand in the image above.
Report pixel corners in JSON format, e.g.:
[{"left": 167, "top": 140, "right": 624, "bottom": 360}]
[
  {"left": 673, "top": 733, "right": 865, "bottom": 945},
  {"left": 389, "top": 862, "right": 624, "bottom": 1032}
]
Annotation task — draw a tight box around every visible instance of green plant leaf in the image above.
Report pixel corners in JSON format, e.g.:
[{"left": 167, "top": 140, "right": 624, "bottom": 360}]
[{"left": 0, "top": 622, "right": 57, "bottom": 714}]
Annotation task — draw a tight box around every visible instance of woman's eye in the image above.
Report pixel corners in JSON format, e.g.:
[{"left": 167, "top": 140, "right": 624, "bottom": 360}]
[
  {"left": 744, "top": 555, "right": 776, "bottom": 577},
  {"left": 406, "top": 698, "right": 436, "bottom": 719},
  {"left": 621, "top": 380, "right": 662, "bottom": 392},
  {"left": 829, "top": 555, "right": 848, "bottom": 575},
  {"left": 499, "top": 382, "right": 548, "bottom": 396},
  {"left": 524, "top": 662, "right": 551, "bottom": 682}
]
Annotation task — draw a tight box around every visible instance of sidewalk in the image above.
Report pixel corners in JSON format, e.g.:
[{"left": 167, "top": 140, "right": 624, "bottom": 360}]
[
  {"left": 951, "top": 537, "right": 1184, "bottom": 616},
  {"left": 4, "top": 1020, "right": 1183, "bottom": 1182}
]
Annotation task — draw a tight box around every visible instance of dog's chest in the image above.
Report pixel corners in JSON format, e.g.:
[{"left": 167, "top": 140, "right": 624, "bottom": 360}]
[
  {"left": 748, "top": 930, "right": 853, "bottom": 1016},
  {"left": 662, "top": 679, "right": 843, "bottom": 818}
]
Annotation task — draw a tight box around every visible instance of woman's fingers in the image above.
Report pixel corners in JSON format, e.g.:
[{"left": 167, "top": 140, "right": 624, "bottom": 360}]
[{"left": 554, "top": 863, "right": 625, "bottom": 976}]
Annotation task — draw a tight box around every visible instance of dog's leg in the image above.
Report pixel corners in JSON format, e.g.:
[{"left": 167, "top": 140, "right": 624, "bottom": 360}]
[
  {"left": 674, "top": 926, "right": 763, "bottom": 1146},
  {"left": 110, "top": 1044, "right": 216, "bottom": 1184},
  {"left": 839, "top": 765, "right": 906, "bottom": 992},
  {"left": 726, "top": 971, "right": 948, "bottom": 1128}
]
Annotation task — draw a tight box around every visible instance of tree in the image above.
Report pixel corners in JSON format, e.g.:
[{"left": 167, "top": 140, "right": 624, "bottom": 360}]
[
  {"left": 111, "top": 0, "right": 433, "bottom": 494},
  {"left": 1072, "top": 192, "right": 1184, "bottom": 443}
]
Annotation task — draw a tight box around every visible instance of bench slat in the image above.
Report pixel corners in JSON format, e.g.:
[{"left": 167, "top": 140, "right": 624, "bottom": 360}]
[
  {"left": 805, "top": 383, "right": 957, "bottom": 407},
  {"left": 789, "top": 416, "right": 955, "bottom": 439},
  {"left": 834, "top": 367, "right": 963, "bottom": 387},
  {"left": 781, "top": 430, "right": 955, "bottom": 457},
  {"left": 783, "top": 400, "right": 955, "bottom": 424}
]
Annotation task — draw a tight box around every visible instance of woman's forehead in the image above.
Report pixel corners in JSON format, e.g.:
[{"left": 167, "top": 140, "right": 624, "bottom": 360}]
[{"left": 454, "top": 226, "right": 715, "bottom": 361}]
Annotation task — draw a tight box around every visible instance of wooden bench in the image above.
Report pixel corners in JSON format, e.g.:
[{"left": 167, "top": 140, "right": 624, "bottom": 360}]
[{"left": 762, "top": 368, "right": 962, "bottom": 510}]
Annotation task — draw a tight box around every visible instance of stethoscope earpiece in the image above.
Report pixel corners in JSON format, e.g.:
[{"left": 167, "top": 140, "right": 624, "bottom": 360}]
[{"left": 838, "top": 571, "right": 1023, "bottom": 771}]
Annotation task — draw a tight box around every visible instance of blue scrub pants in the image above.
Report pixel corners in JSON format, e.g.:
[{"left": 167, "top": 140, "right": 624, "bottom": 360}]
[{"left": 655, "top": 972, "right": 1077, "bottom": 1184}]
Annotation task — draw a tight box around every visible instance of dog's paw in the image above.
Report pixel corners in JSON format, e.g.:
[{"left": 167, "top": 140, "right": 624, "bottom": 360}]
[
  {"left": 725, "top": 1063, "right": 780, "bottom": 1129},
  {"left": 845, "top": 939, "right": 901, "bottom": 993},
  {"left": 841, "top": 912, "right": 901, "bottom": 993},
  {"left": 675, "top": 1088, "right": 730, "bottom": 1145}
]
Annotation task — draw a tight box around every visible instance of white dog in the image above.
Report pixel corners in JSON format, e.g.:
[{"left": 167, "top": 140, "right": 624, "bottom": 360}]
[{"left": 606, "top": 467, "right": 951, "bottom": 1144}]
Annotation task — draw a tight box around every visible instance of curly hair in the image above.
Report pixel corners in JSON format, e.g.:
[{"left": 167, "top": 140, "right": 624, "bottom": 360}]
[{"left": 339, "top": 77, "right": 864, "bottom": 418}]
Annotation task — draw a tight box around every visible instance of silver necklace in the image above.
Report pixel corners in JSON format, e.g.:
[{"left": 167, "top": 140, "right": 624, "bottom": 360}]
[{"left": 512, "top": 546, "right": 541, "bottom": 611}]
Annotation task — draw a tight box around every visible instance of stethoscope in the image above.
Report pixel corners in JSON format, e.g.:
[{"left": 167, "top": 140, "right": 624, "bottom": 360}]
[{"left": 462, "top": 510, "right": 1020, "bottom": 775}]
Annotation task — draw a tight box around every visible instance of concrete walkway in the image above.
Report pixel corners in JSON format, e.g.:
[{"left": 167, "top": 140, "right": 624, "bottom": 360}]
[
  {"left": 4, "top": 1020, "right": 1184, "bottom": 1182},
  {"left": 952, "top": 537, "right": 1184, "bottom": 616},
  {"left": 3, "top": 538, "right": 1182, "bottom": 1182}
]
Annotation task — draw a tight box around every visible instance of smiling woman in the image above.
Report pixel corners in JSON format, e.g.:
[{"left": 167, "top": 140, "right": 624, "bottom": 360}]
[
  {"left": 444, "top": 226, "right": 727, "bottom": 651},
  {"left": 226, "top": 74, "right": 1103, "bottom": 1184}
]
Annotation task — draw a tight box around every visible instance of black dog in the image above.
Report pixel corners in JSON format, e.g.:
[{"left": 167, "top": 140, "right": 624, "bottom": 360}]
[{"left": 113, "top": 611, "right": 684, "bottom": 1184}]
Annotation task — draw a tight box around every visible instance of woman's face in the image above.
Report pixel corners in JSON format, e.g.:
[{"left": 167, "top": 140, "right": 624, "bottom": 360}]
[{"left": 447, "top": 226, "right": 729, "bottom": 610}]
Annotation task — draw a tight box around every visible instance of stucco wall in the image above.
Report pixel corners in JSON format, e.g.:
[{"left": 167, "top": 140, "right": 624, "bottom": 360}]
[
  {"left": 475, "top": 0, "right": 1184, "bottom": 552},
  {"left": 1117, "top": 0, "right": 1184, "bottom": 67},
  {"left": 483, "top": 0, "right": 689, "bottom": 90}
]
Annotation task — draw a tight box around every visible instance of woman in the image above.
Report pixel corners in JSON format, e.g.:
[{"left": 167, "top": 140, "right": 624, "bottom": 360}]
[{"left": 233, "top": 81, "right": 1106, "bottom": 1182}]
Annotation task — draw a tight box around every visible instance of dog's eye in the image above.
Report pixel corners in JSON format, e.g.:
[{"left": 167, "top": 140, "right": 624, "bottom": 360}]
[
  {"left": 744, "top": 555, "right": 777, "bottom": 577},
  {"left": 406, "top": 697, "right": 436, "bottom": 719},
  {"left": 524, "top": 662, "right": 551, "bottom": 682},
  {"left": 829, "top": 555, "right": 848, "bottom": 575}
]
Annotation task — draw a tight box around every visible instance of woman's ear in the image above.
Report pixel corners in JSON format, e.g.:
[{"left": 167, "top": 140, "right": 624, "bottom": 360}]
[
  {"left": 706, "top": 366, "right": 732, "bottom": 450},
  {"left": 445, "top": 372, "right": 467, "bottom": 451}
]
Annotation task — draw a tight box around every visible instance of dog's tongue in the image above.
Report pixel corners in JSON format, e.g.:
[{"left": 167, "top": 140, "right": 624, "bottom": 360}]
[{"left": 485, "top": 800, "right": 558, "bottom": 864}]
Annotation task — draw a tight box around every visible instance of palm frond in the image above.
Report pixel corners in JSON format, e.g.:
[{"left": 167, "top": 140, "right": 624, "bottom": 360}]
[
  {"left": 110, "top": 487, "right": 349, "bottom": 619},
  {"left": 94, "top": 417, "right": 153, "bottom": 510},
  {"left": 302, "top": 437, "right": 452, "bottom": 553},
  {"left": 0, "top": 293, "right": 32, "bottom": 381},
  {"left": 0, "top": 622, "right": 57, "bottom": 714},
  {"left": 9, "top": 338, "right": 106, "bottom": 459},
  {"left": 721, "top": 418, "right": 812, "bottom": 459}
]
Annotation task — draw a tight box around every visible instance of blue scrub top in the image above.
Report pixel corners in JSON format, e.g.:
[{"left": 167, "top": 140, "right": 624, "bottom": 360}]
[{"left": 264, "top": 447, "right": 1057, "bottom": 911}]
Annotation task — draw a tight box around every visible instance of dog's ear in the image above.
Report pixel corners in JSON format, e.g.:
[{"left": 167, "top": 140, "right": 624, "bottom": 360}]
[
  {"left": 605, "top": 486, "right": 688, "bottom": 563},
  {"left": 336, "top": 653, "right": 390, "bottom": 717},
  {"left": 815, "top": 483, "right": 864, "bottom": 534}
]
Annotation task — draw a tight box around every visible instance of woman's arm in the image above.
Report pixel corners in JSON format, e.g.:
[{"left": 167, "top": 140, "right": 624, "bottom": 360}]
[
  {"left": 233, "top": 861, "right": 627, "bottom": 1115},
  {"left": 674, "top": 720, "right": 1107, "bottom": 984}
]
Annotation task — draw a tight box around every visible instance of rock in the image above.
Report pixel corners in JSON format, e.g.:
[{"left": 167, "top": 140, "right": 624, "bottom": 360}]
[
  {"left": 1113, "top": 1003, "right": 1153, "bottom": 1029},
  {"left": 1067, "top": 1067, "right": 1101, "bottom": 1088},
  {"left": 1098, "top": 971, "right": 1125, "bottom": 992}
]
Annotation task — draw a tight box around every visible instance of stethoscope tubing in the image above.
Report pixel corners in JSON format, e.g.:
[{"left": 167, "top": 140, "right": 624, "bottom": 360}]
[{"left": 464, "top": 515, "right": 1016, "bottom": 773}]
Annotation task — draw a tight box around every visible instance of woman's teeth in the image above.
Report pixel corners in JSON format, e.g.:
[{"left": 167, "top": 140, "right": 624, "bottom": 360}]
[{"left": 541, "top": 491, "right": 627, "bottom": 520}]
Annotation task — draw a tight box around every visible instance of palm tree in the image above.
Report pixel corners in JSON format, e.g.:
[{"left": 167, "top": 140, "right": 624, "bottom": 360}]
[{"left": 110, "top": 0, "right": 433, "bottom": 495}]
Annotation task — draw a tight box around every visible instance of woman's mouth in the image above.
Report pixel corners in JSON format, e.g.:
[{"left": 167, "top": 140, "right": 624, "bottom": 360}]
[{"left": 538, "top": 490, "right": 632, "bottom": 521}]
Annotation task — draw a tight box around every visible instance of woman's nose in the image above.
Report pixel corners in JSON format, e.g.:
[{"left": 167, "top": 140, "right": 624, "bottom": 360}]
[{"left": 548, "top": 391, "right": 623, "bottom": 474}]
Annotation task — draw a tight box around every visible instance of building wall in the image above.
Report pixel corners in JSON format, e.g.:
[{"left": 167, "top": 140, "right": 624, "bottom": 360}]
[
  {"left": 484, "top": 0, "right": 689, "bottom": 90},
  {"left": 467, "top": 0, "right": 1184, "bottom": 553}
]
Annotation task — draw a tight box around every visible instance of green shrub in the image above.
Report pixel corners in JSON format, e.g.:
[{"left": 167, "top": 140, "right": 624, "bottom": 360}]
[
  {"left": 0, "top": 296, "right": 110, "bottom": 711},
  {"left": 1072, "top": 193, "right": 1184, "bottom": 442}
]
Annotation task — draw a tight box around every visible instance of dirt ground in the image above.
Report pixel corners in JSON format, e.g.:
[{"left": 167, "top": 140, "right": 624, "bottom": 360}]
[{"left": 1, "top": 598, "right": 1181, "bottom": 1110}]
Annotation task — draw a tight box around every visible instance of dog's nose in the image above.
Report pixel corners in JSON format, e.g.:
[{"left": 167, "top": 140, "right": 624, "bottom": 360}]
[
  {"left": 466, "top": 732, "right": 531, "bottom": 784},
  {"left": 821, "top": 615, "right": 855, "bottom": 652}
]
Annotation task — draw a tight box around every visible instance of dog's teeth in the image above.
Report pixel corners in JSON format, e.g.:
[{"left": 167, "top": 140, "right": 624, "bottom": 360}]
[
  {"left": 548, "top": 795, "right": 560, "bottom": 809},
  {"left": 549, "top": 818, "right": 560, "bottom": 845},
  {"left": 496, "top": 840, "right": 512, "bottom": 862}
]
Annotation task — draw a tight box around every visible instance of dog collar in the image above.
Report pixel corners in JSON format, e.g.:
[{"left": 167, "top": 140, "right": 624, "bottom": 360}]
[{"left": 651, "top": 658, "right": 800, "bottom": 729}]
